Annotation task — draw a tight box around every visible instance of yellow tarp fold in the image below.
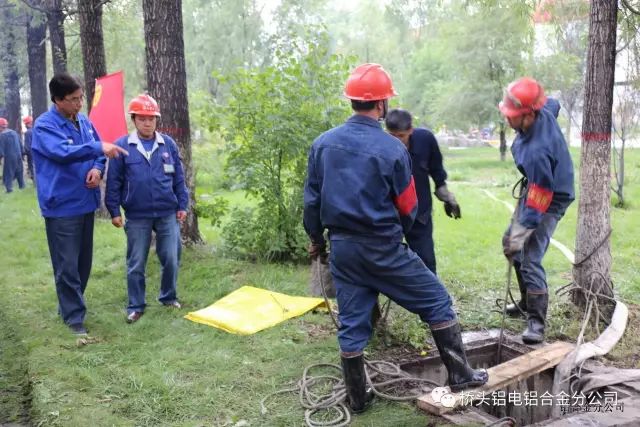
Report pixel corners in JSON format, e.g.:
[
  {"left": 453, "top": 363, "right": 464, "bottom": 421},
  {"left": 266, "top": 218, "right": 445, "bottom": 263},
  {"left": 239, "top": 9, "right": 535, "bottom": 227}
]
[{"left": 184, "top": 285, "right": 327, "bottom": 335}]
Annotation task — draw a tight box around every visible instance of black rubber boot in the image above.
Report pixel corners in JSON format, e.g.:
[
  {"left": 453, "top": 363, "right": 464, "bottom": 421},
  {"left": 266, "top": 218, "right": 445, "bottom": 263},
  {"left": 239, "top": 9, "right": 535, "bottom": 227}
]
[
  {"left": 522, "top": 292, "right": 548, "bottom": 344},
  {"left": 430, "top": 322, "right": 489, "bottom": 392},
  {"left": 505, "top": 261, "right": 527, "bottom": 318},
  {"left": 340, "top": 353, "right": 373, "bottom": 413}
]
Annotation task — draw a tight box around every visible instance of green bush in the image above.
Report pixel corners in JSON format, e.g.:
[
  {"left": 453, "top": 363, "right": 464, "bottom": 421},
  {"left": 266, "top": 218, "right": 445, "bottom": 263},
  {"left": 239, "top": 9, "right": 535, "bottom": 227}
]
[
  {"left": 211, "top": 29, "right": 354, "bottom": 261},
  {"left": 193, "top": 196, "right": 229, "bottom": 227}
]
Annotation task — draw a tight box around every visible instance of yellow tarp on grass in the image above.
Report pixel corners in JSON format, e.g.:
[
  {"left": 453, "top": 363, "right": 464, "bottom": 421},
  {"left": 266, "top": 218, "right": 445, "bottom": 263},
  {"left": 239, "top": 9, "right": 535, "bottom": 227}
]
[{"left": 184, "top": 285, "right": 328, "bottom": 335}]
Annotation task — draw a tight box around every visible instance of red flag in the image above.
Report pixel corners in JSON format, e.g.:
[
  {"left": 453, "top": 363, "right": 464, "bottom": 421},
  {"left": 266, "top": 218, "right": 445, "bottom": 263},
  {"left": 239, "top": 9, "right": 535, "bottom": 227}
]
[{"left": 88, "top": 71, "right": 127, "bottom": 143}]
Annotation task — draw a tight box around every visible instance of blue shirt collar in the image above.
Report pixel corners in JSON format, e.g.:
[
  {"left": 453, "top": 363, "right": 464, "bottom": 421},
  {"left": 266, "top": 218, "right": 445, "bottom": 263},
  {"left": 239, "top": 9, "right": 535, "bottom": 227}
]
[
  {"left": 127, "top": 131, "right": 165, "bottom": 145},
  {"left": 48, "top": 104, "right": 81, "bottom": 126},
  {"left": 347, "top": 114, "right": 382, "bottom": 128}
]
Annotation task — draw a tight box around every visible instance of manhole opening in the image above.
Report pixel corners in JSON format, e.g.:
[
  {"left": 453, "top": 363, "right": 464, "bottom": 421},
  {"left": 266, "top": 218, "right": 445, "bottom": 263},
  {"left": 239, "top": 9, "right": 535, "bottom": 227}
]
[{"left": 401, "top": 337, "right": 631, "bottom": 426}]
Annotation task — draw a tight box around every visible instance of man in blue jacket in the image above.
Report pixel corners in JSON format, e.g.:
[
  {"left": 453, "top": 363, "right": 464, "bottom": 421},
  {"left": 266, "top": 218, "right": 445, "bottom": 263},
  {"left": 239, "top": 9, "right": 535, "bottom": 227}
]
[
  {"left": 0, "top": 117, "right": 25, "bottom": 193},
  {"left": 106, "top": 94, "right": 189, "bottom": 324},
  {"left": 32, "top": 73, "right": 128, "bottom": 336},
  {"left": 23, "top": 116, "right": 35, "bottom": 183},
  {"left": 385, "top": 109, "right": 460, "bottom": 274},
  {"left": 304, "top": 64, "right": 487, "bottom": 414},
  {"left": 499, "top": 77, "right": 575, "bottom": 344}
]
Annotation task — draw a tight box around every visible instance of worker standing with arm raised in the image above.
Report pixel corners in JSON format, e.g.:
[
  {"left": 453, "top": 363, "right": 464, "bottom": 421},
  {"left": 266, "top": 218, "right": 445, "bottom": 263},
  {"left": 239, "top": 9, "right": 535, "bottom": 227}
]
[{"left": 32, "top": 72, "right": 128, "bottom": 336}]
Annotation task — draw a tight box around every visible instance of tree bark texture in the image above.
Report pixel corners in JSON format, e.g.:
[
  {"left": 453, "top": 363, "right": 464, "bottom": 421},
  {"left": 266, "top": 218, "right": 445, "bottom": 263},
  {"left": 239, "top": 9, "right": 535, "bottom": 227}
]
[
  {"left": 26, "top": 10, "right": 48, "bottom": 119},
  {"left": 78, "top": 0, "right": 106, "bottom": 113},
  {"left": 142, "top": 0, "right": 201, "bottom": 244},
  {"left": 499, "top": 122, "right": 506, "bottom": 161},
  {"left": 573, "top": 0, "right": 617, "bottom": 306},
  {"left": 1, "top": 1, "right": 22, "bottom": 132},
  {"left": 46, "top": 0, "right": 67, "bottom": 74}
]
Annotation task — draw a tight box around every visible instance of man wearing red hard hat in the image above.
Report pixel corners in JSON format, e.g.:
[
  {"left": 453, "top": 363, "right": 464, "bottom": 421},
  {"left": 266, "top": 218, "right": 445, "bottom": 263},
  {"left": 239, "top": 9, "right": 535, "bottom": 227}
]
[
  {"left": 105, "top": 94, "right": 189, "bottom": 324},
  {"left": 303, "top": 64, "right": 487, "bottom": 414},
  {"left": 499, "top": 77, "right": 574, "bottom": 344}
]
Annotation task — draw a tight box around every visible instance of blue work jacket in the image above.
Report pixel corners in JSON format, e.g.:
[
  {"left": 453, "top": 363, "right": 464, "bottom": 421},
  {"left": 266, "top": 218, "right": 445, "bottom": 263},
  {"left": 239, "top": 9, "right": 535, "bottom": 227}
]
[
  {"left": 407, "top": 128, "right": 447, "bottom": 224},
  {"left": 0, "top": 129, "right": 22, "bottom": 162},
  {"left": 24, "top": 128, "right": 33, "bottom": 155},
  {"left": 511, "top": 98, "right": 575, "bottom": 228},
  {"left": 31, "top": 105, "right": 106, "bottom": 218},
  {"left": 105, "top": 132, "right": 189, "bottom": 220},
  {"left": 304, "top": 115, "right": 418, "bottom": 245}
]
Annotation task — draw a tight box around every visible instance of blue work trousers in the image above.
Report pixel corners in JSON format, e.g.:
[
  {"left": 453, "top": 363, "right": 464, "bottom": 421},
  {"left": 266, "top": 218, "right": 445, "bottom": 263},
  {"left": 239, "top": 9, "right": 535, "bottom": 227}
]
[
  {"left": 506, "top": 212, "right": 561, "bottom": 293},
  {"left": 405, "top": 216, "right": 436, "bottom": 275},
  {"left": 3, "top": 156, "right": 24, "bottom": 192},
  {"left": 125, "top": 215, "right": 180, "bottom": 314},
  {"left": 330, "top": 239, "right": 456, "bottom": 353},
  {"left": 45, "top": 213, "right": 95, "bottom": 327}
]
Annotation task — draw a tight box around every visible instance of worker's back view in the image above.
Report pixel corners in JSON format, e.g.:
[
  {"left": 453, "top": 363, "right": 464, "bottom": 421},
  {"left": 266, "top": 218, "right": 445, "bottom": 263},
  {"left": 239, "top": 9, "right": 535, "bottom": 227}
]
[{"left": 303, "top": 63, "right": 488, "bottom": 414}]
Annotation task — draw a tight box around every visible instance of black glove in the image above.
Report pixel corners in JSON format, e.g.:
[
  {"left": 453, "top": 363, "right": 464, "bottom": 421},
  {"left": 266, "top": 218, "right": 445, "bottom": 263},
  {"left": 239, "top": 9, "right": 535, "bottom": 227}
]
[
  {"left": 308, "top": 241, "right": 327, "bottom": 261},
  {"left": 435, "top": 185, "right": 461, "bottom": 219},
  {"left": 444, "top": 201, "right": 461, "bottom": 219},
  {"left": 502, "top": 222, "right": 534, "bottom": 258}
]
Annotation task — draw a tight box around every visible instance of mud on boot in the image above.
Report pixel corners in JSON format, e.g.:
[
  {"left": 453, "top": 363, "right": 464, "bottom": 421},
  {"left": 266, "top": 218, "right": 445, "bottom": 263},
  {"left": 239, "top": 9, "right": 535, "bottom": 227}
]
[
  {"left": 430, "top": 321, "right": 489, "bottom": 392},
  {"left": 340, "top": 353, "right": 374, "bottom": 413}
]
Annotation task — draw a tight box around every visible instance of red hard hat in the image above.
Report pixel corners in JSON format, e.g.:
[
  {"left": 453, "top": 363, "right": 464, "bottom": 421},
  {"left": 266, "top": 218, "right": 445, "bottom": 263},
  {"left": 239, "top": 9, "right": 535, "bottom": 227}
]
[
  {"left": 127, "top": 94, "right": 161, "bottom": 117},
  {"left": 23, "top": 116, "right": 33, "bottom": 125},
  {"left": 499, "top": 77, "right": 547, "bottom": 118},
  {"left": 0, "top": 117, "right": 8, "bottom": 127},
  {"left": 343, "top": 63, "right": 398, "bottom": 101}
]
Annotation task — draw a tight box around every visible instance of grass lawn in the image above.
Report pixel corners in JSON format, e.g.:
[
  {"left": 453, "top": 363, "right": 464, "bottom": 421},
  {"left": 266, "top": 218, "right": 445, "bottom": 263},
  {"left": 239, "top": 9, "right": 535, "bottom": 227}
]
[{"left": 1, "top": 147, "right": 638, "bottom": 426}]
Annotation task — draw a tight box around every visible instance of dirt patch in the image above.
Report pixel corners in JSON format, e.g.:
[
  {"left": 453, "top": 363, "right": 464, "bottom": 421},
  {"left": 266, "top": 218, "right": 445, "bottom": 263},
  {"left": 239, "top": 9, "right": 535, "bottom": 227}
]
[
  {"left": 368, "top": 338, "right": 425, "bottom": 365},
  {"left": 300, "top": 319, "right": 335, "bottom": 341}
]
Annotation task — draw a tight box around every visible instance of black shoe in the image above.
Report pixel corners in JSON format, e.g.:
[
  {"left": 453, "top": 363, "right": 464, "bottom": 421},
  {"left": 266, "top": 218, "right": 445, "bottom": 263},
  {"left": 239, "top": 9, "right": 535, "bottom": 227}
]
[
  {"left": 522, "top": 292, "right": 548, "bottom": 344},
  {"left": 69, "top": 323, "right": 88, "bottom": 336},
  {"left": 430, "top": 322, "right": 489, "bottom": 392},
  {"left": 340, "top": 353, "right": 373, "bottom": 413},
  {"left": 506, "top": 261, "right": 527, "bottom": 317}
]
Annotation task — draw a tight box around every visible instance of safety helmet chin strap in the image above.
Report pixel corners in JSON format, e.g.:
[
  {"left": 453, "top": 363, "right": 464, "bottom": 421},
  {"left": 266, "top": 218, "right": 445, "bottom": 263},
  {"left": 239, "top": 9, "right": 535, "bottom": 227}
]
[{"left": 378, "top": 99, "right": 389, "bottom": 122}]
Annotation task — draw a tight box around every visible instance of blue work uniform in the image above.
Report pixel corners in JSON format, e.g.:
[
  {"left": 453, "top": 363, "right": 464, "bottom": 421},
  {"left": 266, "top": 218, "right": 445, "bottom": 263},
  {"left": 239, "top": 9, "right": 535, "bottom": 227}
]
[
  {"left": 106, "top": 132, "right": 189, "bottom": 314},
  {"left": 31, "top": 105, "right": 106, "bottom": 328},
  {"left": 24, "top": 126, "right": 35, "bottom": 181},
  {"left": 405, "top": 128, "right": 448, "bottom": 274},
  {"left": 507, "top": 98, "right": 575, "bottom": 292},
  {"left": 304, "top": 115, "right": 456, "bottom": 354},
  {"left": 0, "top": 128, "right": 24, "bottom": 192}
]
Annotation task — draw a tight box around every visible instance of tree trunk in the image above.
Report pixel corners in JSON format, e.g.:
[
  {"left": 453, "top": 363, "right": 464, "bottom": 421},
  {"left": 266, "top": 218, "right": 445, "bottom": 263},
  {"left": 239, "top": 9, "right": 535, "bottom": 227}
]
[
  {"left": 572, "top": 0, "right": 616, "bottom": 308},
  {"left": 78, "top": 0, "right": 106, "bottom": 113},
  {"left": 564, "top": 105, "right": 572, "bottom": 146},
  {"left": 26, "top": 9, "right": 48, "bottom": 119},
  {"left": 1, "top": 1, "right": 21, "bottom": 132},
  {"left": 142, "top": 0, "right": 201, "bottom": 244},
  {"left": 46, "top": 0, "right": 67, "bottom": 74},
  {"left": 77, "top": 0, "right": 110, "bottom": 216},
  {"left": 499, "top": 121, "right": 506, "bottom": 161}
]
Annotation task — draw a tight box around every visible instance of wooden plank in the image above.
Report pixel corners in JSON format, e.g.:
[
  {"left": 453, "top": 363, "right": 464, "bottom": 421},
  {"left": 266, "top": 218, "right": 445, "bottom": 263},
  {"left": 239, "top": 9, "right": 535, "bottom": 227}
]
[{"left": 417, "top": 341, "right": 574, "bottom": 416}]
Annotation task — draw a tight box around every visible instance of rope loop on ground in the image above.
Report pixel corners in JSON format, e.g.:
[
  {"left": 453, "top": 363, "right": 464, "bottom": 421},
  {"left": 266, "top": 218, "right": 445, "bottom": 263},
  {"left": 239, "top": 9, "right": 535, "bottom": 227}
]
[{"left": 261, "top": 359, "right": 440, "bottom": 427}]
